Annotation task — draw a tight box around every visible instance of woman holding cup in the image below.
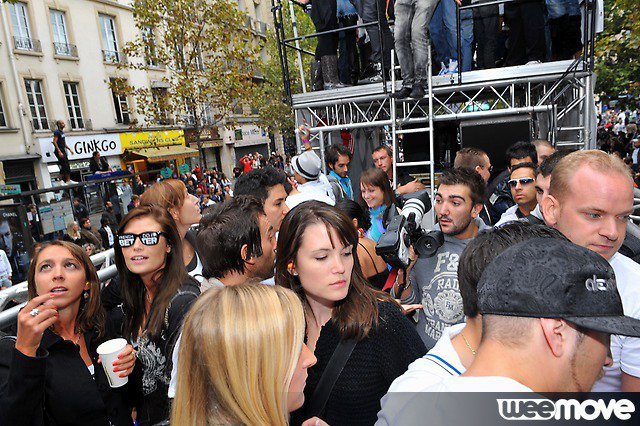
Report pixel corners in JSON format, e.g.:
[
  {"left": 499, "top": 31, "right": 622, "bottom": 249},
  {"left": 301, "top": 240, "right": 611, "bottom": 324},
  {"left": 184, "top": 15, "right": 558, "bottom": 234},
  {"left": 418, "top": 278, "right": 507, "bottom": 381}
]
[
  {"left": 115, "top": 205, "right": 200, "bottom": 425},
  {"left": 0, "top": 240, "right": 136, "bottom": 425}
]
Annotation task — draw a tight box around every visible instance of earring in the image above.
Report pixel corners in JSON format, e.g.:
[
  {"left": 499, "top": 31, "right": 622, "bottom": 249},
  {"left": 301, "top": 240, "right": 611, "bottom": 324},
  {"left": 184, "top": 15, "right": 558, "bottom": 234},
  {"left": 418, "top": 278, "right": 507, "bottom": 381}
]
[
  {"left": 287, "top": 261, "right": 297, "bottom": 276},
  {"left": 83, "top": 282, "right": 90, "bottom": 301},
  {"left": 357, "top": 228, "right": 365, "bottom": 238}
]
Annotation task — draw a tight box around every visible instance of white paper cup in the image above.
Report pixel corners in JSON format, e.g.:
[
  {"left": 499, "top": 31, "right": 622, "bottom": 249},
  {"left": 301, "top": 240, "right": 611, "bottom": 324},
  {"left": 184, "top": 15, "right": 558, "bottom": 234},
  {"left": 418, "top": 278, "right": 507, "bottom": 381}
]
[{"left": 96, "top": 338, "right": 129, "bottom": 388}]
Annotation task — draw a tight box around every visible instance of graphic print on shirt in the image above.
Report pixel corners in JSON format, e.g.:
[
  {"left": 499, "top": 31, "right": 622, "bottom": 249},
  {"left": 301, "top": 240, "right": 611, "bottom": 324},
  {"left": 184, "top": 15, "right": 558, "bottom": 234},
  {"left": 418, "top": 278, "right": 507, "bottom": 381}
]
[
  {"left": 137, "top": 335, "right": 170, "bottom": 395},
  {"left": 421, "top": 251, "right": 464, "bottom": 344}
]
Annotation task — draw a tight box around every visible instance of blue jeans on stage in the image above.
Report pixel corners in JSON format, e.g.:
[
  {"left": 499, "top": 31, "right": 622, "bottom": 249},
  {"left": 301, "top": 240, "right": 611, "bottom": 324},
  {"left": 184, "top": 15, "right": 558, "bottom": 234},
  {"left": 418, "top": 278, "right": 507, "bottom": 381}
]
[
  {"left": 546, "top": 0, "right": 581, "bottom": 19},
  {"left": 394, "top": 0, "right": 440, "bottom": 87},
  {"left": 429, "top": 0, "right": 473, "bottom": 71}
]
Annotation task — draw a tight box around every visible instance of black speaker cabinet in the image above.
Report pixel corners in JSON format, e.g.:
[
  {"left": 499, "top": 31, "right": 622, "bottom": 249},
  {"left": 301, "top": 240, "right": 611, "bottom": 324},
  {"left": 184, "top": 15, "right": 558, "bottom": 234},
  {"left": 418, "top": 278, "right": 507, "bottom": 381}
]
[{"left": 460, "top": 116, "right": 532, "bottom": 171}]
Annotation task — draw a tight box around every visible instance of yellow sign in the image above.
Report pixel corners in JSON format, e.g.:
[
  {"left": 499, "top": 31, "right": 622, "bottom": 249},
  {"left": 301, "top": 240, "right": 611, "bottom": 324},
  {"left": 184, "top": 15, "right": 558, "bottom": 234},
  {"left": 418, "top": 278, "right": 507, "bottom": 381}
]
[{"left": 120, "top": 130, "right": 185, "bottom": 150}]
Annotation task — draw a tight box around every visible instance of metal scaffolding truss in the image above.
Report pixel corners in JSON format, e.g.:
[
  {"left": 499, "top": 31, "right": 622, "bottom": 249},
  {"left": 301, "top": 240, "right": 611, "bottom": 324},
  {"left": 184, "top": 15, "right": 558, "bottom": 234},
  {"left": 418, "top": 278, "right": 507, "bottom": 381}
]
[{"left": 294, "top": 59, "right": 595, "bottom": 149}]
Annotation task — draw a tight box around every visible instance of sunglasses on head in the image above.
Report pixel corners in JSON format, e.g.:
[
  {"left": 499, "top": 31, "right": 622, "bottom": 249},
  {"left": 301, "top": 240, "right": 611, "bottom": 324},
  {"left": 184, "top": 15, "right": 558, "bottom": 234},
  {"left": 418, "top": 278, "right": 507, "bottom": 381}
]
[
  {"left": 117, "top": 231, "right": 168, "bottom": 248},
  {"left": 507, "top": 177, "right": 535, "bottom": 188}
]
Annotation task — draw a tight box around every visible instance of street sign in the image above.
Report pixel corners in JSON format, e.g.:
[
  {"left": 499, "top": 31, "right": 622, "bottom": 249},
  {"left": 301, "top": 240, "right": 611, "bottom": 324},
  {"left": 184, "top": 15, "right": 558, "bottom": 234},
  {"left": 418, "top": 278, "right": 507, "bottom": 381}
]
[
  {"left": 0, "top": 185, "right": 22, "bottom": 195},
  {"left": 160, "top": 167, "right": 173, "bottom": 179},
  {"left": 179, "top": 163, "right": 191, "bottom": 175}
]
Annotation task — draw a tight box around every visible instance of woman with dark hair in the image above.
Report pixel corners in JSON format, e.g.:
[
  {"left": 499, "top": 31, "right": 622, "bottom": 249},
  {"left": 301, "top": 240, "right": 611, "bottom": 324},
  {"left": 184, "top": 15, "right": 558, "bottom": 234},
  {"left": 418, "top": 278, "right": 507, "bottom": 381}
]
[
  {"left": 359, "top": 167, "right": 396, "bottom": 243},
  {"left": 140, "top": 179, "right": 203, "bottom": 283},
  {"left": 114, "top": 205, "right": 200, "bottom": 425},
  {"left": 275, "top": 202, "right": 426, "bottom": 425},
  {"left": 336, "top": 199, "right": 390, "bottom": 289},
  {"left": 0, "top": 240, "right": 136, "bottom": 425}
]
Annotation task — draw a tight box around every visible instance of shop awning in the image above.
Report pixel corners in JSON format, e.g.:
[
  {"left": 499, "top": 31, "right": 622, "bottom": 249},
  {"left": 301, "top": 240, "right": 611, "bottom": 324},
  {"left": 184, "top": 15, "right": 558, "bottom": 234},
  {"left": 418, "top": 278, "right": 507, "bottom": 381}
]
[{"left": 129, "top": 145, "right": 199, "bottom": 163}]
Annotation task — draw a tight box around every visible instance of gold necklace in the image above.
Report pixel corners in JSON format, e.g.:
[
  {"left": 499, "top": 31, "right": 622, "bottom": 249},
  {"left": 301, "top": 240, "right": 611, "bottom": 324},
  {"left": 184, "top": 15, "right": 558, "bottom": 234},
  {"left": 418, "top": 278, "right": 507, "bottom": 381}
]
[{"left": 460, "top": 332, "right": 477, "bottom": 355}]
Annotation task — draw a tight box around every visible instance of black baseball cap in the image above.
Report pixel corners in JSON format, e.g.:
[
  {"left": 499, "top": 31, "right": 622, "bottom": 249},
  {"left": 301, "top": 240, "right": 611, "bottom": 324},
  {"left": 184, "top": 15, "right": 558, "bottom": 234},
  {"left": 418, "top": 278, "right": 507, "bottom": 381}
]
[{"left": 477, "top": 238, "right": 640, "bottom": 337}]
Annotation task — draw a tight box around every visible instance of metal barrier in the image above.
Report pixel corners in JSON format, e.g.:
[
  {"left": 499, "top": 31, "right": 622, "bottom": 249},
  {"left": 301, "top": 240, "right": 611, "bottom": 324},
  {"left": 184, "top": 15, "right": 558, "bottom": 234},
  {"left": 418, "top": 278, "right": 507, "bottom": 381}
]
[{"left": 0, "top": 249, "right": 117, "bottom": 330}]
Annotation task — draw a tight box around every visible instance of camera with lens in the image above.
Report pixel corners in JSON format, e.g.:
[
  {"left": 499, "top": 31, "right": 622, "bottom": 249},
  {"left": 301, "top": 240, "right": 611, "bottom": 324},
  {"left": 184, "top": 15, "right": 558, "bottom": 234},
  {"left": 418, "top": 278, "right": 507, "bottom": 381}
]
[{"left": 375, "top": 190, "right": 444, "bottom": 269}]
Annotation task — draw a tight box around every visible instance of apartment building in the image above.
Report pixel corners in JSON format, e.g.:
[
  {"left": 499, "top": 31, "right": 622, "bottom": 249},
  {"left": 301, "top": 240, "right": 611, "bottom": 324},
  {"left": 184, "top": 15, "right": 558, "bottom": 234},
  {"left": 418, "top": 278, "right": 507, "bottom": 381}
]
[{"left": 0, "top": 0, "right": 190, "bottom": 192}]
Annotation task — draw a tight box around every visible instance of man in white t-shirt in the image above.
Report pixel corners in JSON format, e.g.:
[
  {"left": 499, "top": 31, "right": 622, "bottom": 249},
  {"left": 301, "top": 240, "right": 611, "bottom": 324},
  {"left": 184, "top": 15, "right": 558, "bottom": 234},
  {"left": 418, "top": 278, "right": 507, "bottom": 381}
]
[
  {"left": 542, "top": 150, "right": 640, "bottom": 392},
  {"left": 377, "top": 223, "right": 566, "bottom": 424},
  {"left": 376, "top": 238, "right": 640, "bottom": 423},
  {"left": 168, "top": 196, "right": 277, "bottom": 398}
]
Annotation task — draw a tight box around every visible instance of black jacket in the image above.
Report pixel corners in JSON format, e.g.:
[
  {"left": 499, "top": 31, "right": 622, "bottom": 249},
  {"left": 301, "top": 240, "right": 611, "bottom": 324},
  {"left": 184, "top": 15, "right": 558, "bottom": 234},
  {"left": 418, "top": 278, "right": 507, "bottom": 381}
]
[
  {"left": 0, "top": 328, "right": 134, "bottom": 426},
  {"left": 98, "top": 226, "right": 114, "bottom": 249}
]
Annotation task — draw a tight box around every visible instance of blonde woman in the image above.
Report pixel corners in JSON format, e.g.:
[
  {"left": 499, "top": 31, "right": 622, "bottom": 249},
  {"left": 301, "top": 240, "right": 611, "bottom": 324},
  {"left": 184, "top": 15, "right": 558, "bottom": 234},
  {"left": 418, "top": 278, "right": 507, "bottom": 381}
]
[
  {"left": 171, "top": 284, "right": 323, "bottom": 426},
  {"left": 62, "top": 221, "right": 87, "bottom": 248}
]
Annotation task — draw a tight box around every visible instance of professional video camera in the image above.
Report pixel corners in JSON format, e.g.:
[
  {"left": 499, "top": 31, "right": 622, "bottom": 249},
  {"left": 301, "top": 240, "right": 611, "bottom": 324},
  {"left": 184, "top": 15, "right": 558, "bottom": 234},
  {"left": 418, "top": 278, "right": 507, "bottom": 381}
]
[{"left": 375, "top": 190, "right": 444, "bottom": 269}]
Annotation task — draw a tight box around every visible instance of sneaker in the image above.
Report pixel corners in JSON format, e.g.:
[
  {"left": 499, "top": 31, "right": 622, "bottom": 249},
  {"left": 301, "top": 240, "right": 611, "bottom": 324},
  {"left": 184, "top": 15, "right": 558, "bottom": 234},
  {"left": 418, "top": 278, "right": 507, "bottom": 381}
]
[
  {"left": 525, "top": 60, "right": 541, "bottom": 65},
  {"left": 438, "top": 62, "right": 448, "bottom": 76},
  {"left": 67, "top": 179, "right": 79, "bottom": 185},
  {"left": 448, "top": 59, "right": 459, "bottom": 74},
  {"left": 392, "top": 86, "right": 412, "bottom": 99},
  {"left": 409, "top": 84, "right": 425, "bottom": 99}
]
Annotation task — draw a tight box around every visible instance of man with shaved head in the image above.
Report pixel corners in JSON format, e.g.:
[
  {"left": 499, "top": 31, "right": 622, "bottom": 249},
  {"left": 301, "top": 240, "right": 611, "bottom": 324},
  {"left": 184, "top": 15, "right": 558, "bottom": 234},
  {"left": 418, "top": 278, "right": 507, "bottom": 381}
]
[{"left": 542, "top": 150, "right": 640, "bottom": 392}]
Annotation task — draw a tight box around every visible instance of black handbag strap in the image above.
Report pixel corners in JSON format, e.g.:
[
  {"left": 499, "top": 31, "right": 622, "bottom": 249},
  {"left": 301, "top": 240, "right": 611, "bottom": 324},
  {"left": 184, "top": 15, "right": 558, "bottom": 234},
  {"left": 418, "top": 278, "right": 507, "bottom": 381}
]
[{"left": 308, "top": 338, "right": 357, "bottom": 417}]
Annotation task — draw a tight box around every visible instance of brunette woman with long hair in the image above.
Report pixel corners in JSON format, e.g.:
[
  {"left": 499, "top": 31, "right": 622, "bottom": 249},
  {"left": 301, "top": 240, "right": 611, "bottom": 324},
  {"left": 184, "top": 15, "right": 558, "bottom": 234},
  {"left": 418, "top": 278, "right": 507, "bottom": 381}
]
[
  {"left": 114, "top": 205, "right": 200, "bottom": 425},
  {"left": 0, "top": 241, "right": 135, "bottom": 425},
  {"left": 359, "top": 167, "right": 396, "bottom": 243},
  {"left": 275, "top": 202, "right": 426, "bottom": 425},
  {"left": 171, "top": 284, "right": 323, "bottom": 426},
  {"left": 140, "top": 179, "right": 203, "bottom": 283}
]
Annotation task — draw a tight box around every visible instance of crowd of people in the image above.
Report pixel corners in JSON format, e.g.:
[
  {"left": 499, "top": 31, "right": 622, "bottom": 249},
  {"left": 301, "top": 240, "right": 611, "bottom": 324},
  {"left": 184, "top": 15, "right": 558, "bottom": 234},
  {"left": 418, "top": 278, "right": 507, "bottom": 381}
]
[
  {"left": 598, "top": 107, "right": 640, "bottom": 186},
  {"left": 1, "top": 123, "right": 640, "bottom": 424},
  {"left": 300, "top": 0, "right": 593, "bottom": 95}
]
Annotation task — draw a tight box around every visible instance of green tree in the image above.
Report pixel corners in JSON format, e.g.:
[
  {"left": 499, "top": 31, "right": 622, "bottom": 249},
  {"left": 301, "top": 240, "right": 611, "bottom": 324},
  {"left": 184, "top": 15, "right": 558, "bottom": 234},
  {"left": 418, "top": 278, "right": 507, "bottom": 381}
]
[
  {"left": 595, "top": 0, "right": 640, "bottom": 102},
  {"left": 115, "top": 0, "right": 261, "bottom": 167},
  {"left": 251, "top": 2, "right": 315, "bottom": 143}
]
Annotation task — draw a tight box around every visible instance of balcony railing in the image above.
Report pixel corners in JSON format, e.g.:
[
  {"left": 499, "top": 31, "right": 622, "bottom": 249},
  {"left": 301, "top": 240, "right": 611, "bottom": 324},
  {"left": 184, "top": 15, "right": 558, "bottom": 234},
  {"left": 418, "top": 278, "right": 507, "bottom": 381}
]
[
  {"left": 13, "top": 36, "right": 42, "bottom": 52},
  {"left": 102, "top": 49, "right": 127, "bottom": 64},
  {"left": 53, "top": 42, "right": 78, "bottom": 57},
  {"left": 255, "top": 21, "right": 267, "bottom": 37}
]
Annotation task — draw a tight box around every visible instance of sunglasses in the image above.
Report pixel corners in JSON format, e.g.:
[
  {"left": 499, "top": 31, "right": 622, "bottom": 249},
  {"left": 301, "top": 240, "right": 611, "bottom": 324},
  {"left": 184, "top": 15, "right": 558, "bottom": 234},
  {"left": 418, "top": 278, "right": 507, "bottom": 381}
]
[
  {"left": 507, "top": 177, "right": 535, "bottom": 188},
  {"left": 117, "top": 231, "right": 168, "bottom": 248}
]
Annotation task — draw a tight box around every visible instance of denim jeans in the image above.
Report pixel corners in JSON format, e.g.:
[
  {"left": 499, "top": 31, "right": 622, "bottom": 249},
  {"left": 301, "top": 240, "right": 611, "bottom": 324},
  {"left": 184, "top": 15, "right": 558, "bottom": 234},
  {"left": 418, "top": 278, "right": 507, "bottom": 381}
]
[
  {"left": 394, "top": 0, "right": 440, "bottom": 87},
  {"left": 359, "top": 0, "right": 394, "bottom": 68},
  {"left": 429, "top": 0, "right": 473, "bottom": 71},
  {"left": 546, "top": 0, "right": 581, "bottom": 19}
]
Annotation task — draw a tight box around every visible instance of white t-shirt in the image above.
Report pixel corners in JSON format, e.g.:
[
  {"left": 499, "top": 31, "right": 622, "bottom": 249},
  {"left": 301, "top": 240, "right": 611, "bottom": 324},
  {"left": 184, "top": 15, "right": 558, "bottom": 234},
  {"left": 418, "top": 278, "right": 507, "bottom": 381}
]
[
  {"left": 591, "top": 252, "right": 640, "bottom": 392},
  {"left": 495, "top": 205, "right": 520, "bottom": 227},
  {"left": 385, "top": 323, "right": 466, "bottom": 393},
  {"left": 376, "top": 376, "right": 532, "bottom": 425}
]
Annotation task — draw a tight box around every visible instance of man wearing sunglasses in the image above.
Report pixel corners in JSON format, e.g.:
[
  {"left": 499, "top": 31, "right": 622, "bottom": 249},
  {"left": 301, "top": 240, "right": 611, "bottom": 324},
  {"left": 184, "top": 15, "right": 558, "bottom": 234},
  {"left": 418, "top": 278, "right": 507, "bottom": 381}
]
[{"left": 495, "top": 162, "right": 538, "bottom": 227}]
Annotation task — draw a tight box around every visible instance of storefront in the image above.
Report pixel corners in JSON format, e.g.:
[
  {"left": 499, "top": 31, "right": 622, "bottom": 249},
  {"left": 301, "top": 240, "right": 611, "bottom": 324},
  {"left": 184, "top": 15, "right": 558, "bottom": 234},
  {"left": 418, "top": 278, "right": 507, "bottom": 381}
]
[
  {"left": 0, "top": 154, "right": 40, "bottom": 197},
  {"left": 120, "top": 129, "right": 198, "bottom": 181},
  {"left": 36, "top": 133, "right": 123, "bottom": 182},
  {"left": 232, "top": 124, "right": 271, "bottom": 163}
]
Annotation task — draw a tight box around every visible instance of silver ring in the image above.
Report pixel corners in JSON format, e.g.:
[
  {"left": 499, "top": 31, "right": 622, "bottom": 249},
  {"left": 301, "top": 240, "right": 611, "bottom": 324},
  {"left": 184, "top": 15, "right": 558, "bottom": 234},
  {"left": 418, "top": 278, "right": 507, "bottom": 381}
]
[{"left": 29, "top": 308, "right": 40, "bottom": 317}]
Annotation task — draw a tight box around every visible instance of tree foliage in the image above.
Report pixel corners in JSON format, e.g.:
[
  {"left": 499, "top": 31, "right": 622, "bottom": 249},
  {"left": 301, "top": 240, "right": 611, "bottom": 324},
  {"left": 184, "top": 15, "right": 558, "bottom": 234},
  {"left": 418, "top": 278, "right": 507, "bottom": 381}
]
[
  {"left": 251, "top": 2, "right": 315, "bottom": 138},
  {"left": 115, "top": 0, "right": 261, "bottom": 164},
  {"left": 595, "top": 0, "right": 640, "bottom": 101}
]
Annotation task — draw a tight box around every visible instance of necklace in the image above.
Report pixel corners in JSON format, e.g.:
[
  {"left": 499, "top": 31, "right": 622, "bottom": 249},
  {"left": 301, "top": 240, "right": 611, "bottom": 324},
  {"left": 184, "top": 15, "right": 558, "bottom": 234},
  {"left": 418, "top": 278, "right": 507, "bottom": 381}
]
[{"left": 460, "top": 332, "right": 477, "bottom": 355}]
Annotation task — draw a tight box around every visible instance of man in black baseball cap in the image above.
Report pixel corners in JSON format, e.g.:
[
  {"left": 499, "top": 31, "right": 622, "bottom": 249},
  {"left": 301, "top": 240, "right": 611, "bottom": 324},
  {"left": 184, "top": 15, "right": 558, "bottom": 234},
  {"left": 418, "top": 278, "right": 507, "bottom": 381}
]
[{"left": 415, "top": 237, "right": 640, "bottom": 394}]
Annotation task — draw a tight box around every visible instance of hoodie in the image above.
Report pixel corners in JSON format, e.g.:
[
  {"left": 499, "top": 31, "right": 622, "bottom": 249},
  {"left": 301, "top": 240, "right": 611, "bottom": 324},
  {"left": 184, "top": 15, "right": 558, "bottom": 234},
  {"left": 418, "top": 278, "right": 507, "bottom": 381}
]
[{"left": 403, "top": 217, "right": 490, "bottom": 349}]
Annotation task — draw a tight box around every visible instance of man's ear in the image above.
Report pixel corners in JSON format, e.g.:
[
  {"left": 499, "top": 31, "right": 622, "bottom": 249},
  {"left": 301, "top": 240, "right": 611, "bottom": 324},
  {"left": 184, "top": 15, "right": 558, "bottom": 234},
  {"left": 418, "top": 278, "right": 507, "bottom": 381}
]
[
  {"left": 540, "top": 318, "right": 570, "bottom": 358},
  {"left": 471, "top": 202, "right": 483, "bottom": 219},
  {"left": 541, "top": 195, "right": 559, "bottom": 227},
  {"left": 241, "top": 244, "right": 255, "bottom": 265}
]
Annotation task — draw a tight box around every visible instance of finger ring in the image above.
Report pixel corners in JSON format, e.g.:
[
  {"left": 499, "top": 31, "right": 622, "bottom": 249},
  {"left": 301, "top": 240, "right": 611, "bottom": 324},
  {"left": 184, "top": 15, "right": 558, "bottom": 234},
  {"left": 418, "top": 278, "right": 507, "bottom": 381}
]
[{"left": 29, "top": 308, "right": 40, "bottom": 317}]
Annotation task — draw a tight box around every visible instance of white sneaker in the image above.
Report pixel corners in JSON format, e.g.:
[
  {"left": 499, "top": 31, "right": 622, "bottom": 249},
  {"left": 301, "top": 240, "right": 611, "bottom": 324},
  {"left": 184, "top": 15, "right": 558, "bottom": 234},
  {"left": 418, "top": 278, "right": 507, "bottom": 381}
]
[
  {"left": 448, "top": 59, "right": 459, "bottom": 74},
  {"left": 525, "top": 60, "right": 541, "bottom": 65},
  {"left": 67, "top": 179, "right": 79, "bottom": 185}
]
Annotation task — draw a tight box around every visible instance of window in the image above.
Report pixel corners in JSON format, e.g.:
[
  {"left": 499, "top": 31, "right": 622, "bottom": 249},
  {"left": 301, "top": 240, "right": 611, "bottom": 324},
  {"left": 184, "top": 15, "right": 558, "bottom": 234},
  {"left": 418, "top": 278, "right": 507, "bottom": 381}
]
[
  {"left": 0, "top": 88, "right": 6, "bottom": 127},
  {"left": 110, "top": 79, "right": 130, "bottom": 124},
  {"left": 10, "top": 2, "right": 39, "bottom": 51},
  {"left": 64, "top": 82, "right": 84, "bottom": 129},
  {"left": 142, "top": 27, "right": 158, "bottom": 67},
  {"left": 50, "top": 10, "right": 76, "bottom": 56},
  {"left": 151, "top": 87, "right": 170, "bottom": 124},
  {"left": 24, "top": 79, "right": 48, "bottom": 131},
  {"left": 99, "top": 14, "right": 120, "bottom": 62}
]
